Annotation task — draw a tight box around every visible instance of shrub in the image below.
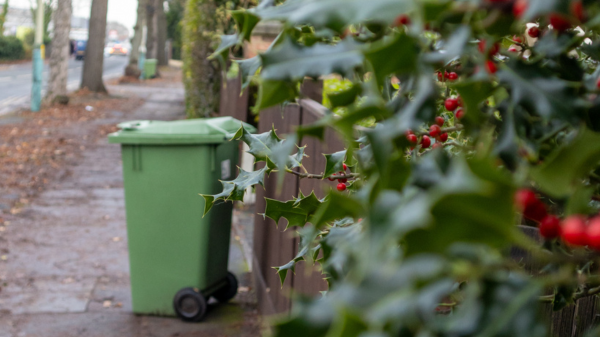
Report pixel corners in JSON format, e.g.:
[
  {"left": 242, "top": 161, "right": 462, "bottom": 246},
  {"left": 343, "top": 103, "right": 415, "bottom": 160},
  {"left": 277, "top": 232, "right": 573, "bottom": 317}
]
[
  {"left": 205, "top": 0, "right": 600, "bottom": 336},
  {"left": 0, "top": 36, "right": 25, "bottom": 60}
]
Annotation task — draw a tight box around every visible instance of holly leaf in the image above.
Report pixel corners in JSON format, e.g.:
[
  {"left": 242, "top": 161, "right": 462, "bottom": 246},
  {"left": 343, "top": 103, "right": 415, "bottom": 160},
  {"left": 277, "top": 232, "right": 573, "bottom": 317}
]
[
  {"left": 404, "top": 157, "right": 517, "bottom": 255},
  {"left": 364, "top": 32, "right": 419, "bottom": 83},
  {"left": 265, "top": 199, "right": 310, "bottom": 229},
  {"left": 273, "top": 225, "right": 321, "bottom": 285},
  {"left": 255, "top": 79, "right": 299, "bottom": 111},
  {"left": 200, "top": 182, "right": 235, "bottom": 216},
  {"left": 233, "top": 124, "right": 283, "bottom": 162},
  {"left": 209, "top": 34, "right": 240, "bottom": 60},
  {"left": 231, "top": 10, "right": 261, "bottom": 41},
  {"left": 327, "top": 84, "right": 362, "bottom": 109},
  {"left": 531, "top": 127, "right": 600, "bottom": 197},
  {"left": 311, "top": 193, "right": 365, "bottom": 228},
  {"left": 200, "top": 166, "right": 268, "bottom": 216},
  {"left": 497, "top": 59, "right": 581, "bottom": 122},
  {"left": 323, "top": 150, "right": 346, "bottom": 178},
  {"left": 260, "top": 36, "right": 364, "bottom": 81},
  {"left": 236, "top": 56, "right": 261, "bottom": 90},
  {"left": 453, "top": 79, "right": 494, "bottom": 125},
  {"left": 256, "top": 0, "right": 415, "bottom": 32}
]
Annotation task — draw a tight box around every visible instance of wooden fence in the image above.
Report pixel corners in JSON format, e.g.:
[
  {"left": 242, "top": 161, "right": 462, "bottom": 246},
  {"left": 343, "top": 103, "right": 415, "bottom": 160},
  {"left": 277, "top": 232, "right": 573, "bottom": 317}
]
[{"left": 218, "top": 76, "right": 600, "bottom": 334}]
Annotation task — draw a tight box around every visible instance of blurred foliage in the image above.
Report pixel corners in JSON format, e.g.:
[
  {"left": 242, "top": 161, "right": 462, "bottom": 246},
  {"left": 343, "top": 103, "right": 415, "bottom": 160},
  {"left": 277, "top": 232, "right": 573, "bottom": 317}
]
[
  {"left": 0, "top": 36, "right": 25, "bottom": 60},
  {"left": 203, "top": 0, "right": 600, "bottom": 335},
  {"left": 181, "top": 0, "right": 254, "bottom": 118}
]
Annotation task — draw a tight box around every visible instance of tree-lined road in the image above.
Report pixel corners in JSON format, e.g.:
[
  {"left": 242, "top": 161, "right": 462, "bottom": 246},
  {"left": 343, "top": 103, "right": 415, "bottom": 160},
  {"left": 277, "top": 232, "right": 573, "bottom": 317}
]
[{"left": 0, "top": 56, "right": 128, "bottom": 115}]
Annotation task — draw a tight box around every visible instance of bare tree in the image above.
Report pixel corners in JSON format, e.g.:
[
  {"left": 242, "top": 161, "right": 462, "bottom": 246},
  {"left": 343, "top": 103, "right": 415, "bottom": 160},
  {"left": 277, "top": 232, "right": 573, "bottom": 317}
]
[
  {"left": 80, "top": 0, "right": 108, "bottom": 93},
  {"left": 182, "top": 0, "right": 220, "bottom": 117},
  {"left": 124, "top": 0, "right": 145, "bottom": 77},
  {"left": 46, "top": 0, "right": 71, "bottom": 102},
  {"left": 145, "top": 0, "right": 155, "bottom": 59},
  {"left": 156, "top": 0, "right": 167, "bottom": 65}
]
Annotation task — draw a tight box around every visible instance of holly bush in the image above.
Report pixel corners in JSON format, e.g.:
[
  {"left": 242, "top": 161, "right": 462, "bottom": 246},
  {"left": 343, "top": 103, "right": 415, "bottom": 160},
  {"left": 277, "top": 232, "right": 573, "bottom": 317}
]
[{"left": 206, "top": 0, "right": 600, "bottom": 336}]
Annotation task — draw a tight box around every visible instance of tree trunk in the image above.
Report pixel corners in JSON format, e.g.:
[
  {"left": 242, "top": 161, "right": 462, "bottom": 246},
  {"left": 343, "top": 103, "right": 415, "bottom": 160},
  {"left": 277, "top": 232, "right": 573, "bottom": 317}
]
[
  {"left": 182, "top": 0, "right": 220, "bottom": 118},
  {"left": 145, "top": 0, "right": 156, "bottom": 59},
  {"left": 156, "top": 0, "right": 167, "bottom": 65},
  {"left": 81, "top": 0, "right": 108, "bottom": 93},
  {"left": 46, "top": 0, "right": 72, "bottom": 101},
  {"left": 127, "top": 0, "right": 145, "bottom": 71}
]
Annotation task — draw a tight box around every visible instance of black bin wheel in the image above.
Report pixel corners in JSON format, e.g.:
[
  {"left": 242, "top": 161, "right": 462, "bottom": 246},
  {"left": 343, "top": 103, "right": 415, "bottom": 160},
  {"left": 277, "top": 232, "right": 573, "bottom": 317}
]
[
  {"left": 212, "top": 272, "right": 238, "bottom": 303},
  {"left": 173, "top": 287, "right": 208, "bottom": 322}
]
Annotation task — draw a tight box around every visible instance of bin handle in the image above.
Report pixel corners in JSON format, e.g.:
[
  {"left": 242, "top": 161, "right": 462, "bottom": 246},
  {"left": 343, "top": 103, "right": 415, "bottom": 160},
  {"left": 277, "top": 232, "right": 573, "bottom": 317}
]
[{"left": 117, "top": 120, "right": 152, "bottom": 130}]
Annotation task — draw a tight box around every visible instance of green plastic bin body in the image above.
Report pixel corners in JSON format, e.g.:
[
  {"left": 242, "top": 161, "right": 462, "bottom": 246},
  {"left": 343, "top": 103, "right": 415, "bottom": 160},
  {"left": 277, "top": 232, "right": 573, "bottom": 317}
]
[
  {"left": 144, "top": 58, "right": 157, "bottom": 79},
  {"left": 108, "top": 117, "right": 254, "bottom": 316}
]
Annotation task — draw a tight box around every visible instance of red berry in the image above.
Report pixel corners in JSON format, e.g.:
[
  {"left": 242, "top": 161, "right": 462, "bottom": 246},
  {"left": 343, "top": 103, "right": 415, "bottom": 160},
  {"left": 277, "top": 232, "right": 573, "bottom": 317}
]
[
  {"left": 394, "top": 14, "right": 411, "bottom": 26},
  {"left": 438, "top": 132, "right": 448, "bottom": 142},
  {"left": 508, "top": 47, "right": 518, "bottom": 53},
  {"left": 596, "top": 78, "right": 600, "bottom": 89},
  {"left": 571, "top": 0, "right": 585, "bottom": 22},
  {"left": 437, "top": 71, "right": 445, "bottom": 82},
  {"left": 539, "top": 215, "right": 561, "bottom": 239},
  {"left": 561, "top": 216, "right": 588, "bottom": 246},
  {"left": 514, "top": 189, "right": 548, "bottom": 222},
  {"left": 455, "top": 109, "right": 465, "bottom": 119},
  {"left": 338, "top": 178, "right": 347, "bottom": 183},
  {"left": 478, "top": 40, "right": 499, "bottom": 56},
  {"left": 549, "top": 13, "right": 572, "bottom": 32},
  {"left": 587, "top": 217, "right": 600, "bottom": 250},
  {"left": 343, "top": 163, "right": 348, "bottom": 171},
  {"left": 523, "top": 200, "right": 547, "bottom": 222},
  {"left": 486, "top": 60, "right": 497, "bottom": 74},
  {"left": 513, "top": 0, "right": 528, "bottom": 18},
  {"left": 421, "top": 135, "right": 431, "bottom": 148},
  {"left": 447, "top": 72, "right": 458, "bottom": 81},
  {"left": 515, "top": 189, "right": 537, "bottom": 210},
  {"left": 513, "top": 35, "right": 523, "bottom": 44},
  {"left": 407, "top": 133, "right": 418, "bottom": 144},
  {"left": 429, "top": 125, "right": 441, "bottom": 138},
  {"left": 337, "top": 183, "right": 347, "bottom": 192},
  {"left": 435, "top": 116, "right": 445, "bottom": 126},
  {"left": 527, "top": 26, "right": 540, "bottom": 38},
  {"left": 432, "top": 143, "right": 443, "bottom": 149},
  {"left": 444, "top": 98, "right": 459, "bottom": 111}
]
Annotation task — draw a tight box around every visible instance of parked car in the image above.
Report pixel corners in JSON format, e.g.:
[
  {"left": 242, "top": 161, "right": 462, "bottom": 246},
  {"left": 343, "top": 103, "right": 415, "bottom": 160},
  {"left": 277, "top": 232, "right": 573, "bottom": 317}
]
[
  {"left": 74, "top": 40, "right": 87, "bottom": 60},
  {"left": 106, "top": 42, "right": 129, "bottom": 56}
]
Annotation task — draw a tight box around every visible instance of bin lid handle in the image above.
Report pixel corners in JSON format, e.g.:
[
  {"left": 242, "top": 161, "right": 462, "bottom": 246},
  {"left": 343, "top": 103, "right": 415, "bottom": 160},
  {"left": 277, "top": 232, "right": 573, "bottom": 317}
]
[{"left": 117, "top": 120, "right": 152, "bottom": 130}]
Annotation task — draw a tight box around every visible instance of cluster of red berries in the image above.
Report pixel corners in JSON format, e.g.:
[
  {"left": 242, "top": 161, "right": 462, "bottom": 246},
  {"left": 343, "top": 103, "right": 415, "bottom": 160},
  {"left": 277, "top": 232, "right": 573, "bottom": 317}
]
[
  {"left": 329, "top": 163, "right": 349, "bottom": 191},
  {"left": 515, "top": 189, "right": 600, "bottom": 249},
  {"left": 478, "top": 39, "right": 499, "bottom": 74},
  {"left": 437, "top": 71, "right": 458, "bottom": 82},
  {"left": 444, "top": 96, "right": 465, "bottom": 120},
  {"left": 405, "top": 117, "right": 450, "bottom": 150}
]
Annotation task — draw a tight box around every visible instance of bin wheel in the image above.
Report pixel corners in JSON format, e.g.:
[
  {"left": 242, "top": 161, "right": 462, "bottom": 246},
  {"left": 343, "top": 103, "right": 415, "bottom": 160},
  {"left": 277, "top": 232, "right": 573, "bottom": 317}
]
[
  {"left": 212, "top": 272, "right": 238, "bottom": 303},
  {"left": 173, "top": 287, "right": 208, "bottom": 322}
]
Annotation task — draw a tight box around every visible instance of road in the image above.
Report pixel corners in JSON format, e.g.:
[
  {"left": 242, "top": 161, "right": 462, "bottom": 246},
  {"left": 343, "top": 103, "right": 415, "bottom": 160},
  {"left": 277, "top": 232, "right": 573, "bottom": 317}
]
[{"left": 0, "top": 56, "right": 129, "bottom": 115}]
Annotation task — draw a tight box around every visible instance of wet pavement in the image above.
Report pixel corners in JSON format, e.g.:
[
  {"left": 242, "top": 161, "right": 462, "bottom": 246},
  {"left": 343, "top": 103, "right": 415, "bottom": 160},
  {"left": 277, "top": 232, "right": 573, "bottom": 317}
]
[{"left": 0, "top": 72, "right": 261, "bottom": 337}]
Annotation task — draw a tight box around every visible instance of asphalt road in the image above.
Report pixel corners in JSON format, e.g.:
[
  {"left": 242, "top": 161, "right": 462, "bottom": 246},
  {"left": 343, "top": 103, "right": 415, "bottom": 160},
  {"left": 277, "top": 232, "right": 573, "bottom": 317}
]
[{"left": 0, "top": 56, "right": 129, "bottom": 115}]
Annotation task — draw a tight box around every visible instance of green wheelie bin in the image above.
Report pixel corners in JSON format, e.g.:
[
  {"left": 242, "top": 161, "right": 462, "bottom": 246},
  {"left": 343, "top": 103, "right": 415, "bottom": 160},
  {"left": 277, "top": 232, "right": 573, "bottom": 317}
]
[{"left": 108, "top": 117, "right": 255, "bottom": 322}]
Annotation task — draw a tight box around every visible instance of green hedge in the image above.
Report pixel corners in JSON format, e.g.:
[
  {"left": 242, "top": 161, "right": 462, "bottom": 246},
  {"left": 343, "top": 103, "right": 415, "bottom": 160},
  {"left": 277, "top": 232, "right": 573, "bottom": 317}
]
[{"left": 0, "top": 36, "right": 25, "bottom": 60}]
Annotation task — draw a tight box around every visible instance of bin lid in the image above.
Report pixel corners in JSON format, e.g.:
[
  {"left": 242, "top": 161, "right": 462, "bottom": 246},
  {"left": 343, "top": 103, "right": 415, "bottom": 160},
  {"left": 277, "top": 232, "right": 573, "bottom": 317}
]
[{"left": 108, "top": 117, "right": 256, "bottom": 144}]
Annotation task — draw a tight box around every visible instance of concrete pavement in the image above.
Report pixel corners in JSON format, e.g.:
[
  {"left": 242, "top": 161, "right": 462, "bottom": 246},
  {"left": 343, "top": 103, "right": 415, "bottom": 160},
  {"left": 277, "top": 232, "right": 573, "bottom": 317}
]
[{"left": 0, "top": 70, "right": 261, "bottom": 337}]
